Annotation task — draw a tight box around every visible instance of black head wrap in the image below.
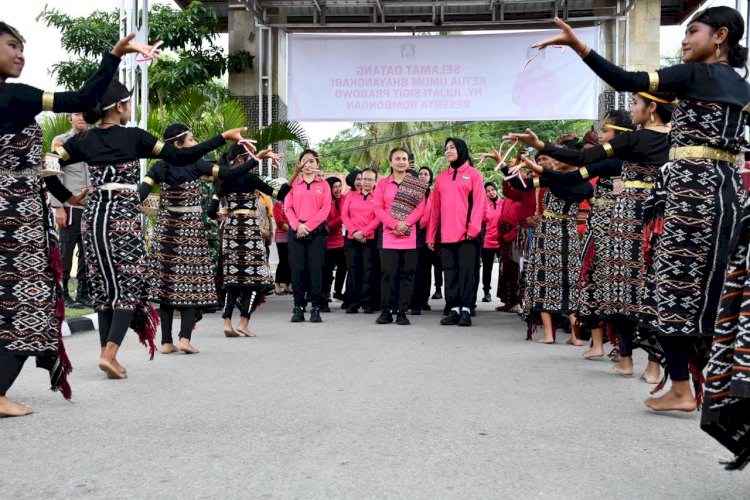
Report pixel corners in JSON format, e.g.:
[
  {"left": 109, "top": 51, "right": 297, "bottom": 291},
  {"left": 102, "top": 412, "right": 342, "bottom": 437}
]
[{"left": 445, "top": 138, "right": 472, "bottom": 169}]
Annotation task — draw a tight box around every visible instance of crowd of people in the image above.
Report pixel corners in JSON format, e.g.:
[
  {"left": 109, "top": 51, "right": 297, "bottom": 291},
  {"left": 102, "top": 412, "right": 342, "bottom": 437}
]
[{"left": 1, "top": 5, "right": 750, "bottom": 470}]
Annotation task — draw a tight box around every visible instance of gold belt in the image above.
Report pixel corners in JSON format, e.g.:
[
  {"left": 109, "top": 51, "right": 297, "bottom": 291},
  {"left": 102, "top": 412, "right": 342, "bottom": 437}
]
[
  {"left": 669, "top": 145, "right": 741, "bottom": 163},
  {"left": 543, "top": 209, "right": 572, "bottom": 220},
  {"left": 622, "top": 180, "right": 654, "bottom": 189},
  {"left": 593, "top": 198, "right": 615, "bottom": 205},
  {"left": 229, "top": 209, "right": 257, "bottom": 216},
  {"left": 166, "top": 205, "right": 202, "bottom": 213}
]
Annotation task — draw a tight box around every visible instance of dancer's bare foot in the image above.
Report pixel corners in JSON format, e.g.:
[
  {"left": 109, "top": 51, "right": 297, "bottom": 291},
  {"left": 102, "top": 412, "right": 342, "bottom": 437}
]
[
  {"left": 640, "top": 360, "right": 662, "bottom": 384},
  {"left": 161, "top": 343, "right": 179, "bottom": 354},
  {"left": 0, "top": 396, "right": 33, "bottom": 417},
  {"left": 179, "top": 338, "right": 199, "bottom": 354},
  {"left": 98, "top": 358, "right": 127, "bottom": 379},
  {"left": 274, "top": 286, "right": 283, "bottom": 294},
  {"left": 284, "top": 286, "right": 293, "bottom": 293},
  {"left": 567, "top": 336, "right": 584, "bottom": 347},
  {"left": 538, "top": 337, "right": 555, "bottom": 344},
  {"left": 236, "top": 326, "right": 256, "bottom": 337},
  {"left": 583, "top": 346, "right": 604, "bottom": 358},
  {"left": 613, "top": 356, "right": 634, "bottom": 376},
  {"left": 644, "top": 387, "right": 697, "bottom": 412}
]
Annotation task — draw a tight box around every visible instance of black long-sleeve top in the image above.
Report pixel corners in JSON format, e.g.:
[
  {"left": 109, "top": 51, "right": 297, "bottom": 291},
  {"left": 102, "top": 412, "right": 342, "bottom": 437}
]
[
  {"left": 47, "top": 126, "right": 226, "bottom": 202},
  {"left": 535, "top": 158, "right": 622, "bottom": 187},
  {"left": 0, "top": 52, "right": 121, "bottom": 133},
  {"left": 207, "top": 171, "right": 275, "bottom": 219},
  {"left": 502, "top": 166, "right": 593, "bottom": 203},
  {"left": 582, "top": 49, "right": 750, "bottom": 107},
  {"left": 137, "top": 158, "right": 258, "bottom": 201}
]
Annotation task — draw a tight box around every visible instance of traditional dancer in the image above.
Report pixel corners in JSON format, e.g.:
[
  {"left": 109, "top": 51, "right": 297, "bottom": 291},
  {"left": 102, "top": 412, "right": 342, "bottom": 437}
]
[
  {"left": 55, "top": 80, "right": 248, "bottom": 379},
  {"left": 286, "top": 150, "right": 331, "bottom": 323},
  {"left": 427, "top": 138, "right": 487, "bottom": 327},
  {"left": 533, "top": 7, "right": 750, "bottom": 413},
  {"left": 50, "top": 112, "right": 91, "bottom": 309},
  {"left": 485, "top": 146, "right": 593, "bottom": 344},
  {"left": 207, "top": 143, "right": 283, "bottom": 337},
  {"left": 138, "top": 123, "right": 251, "bottom": 354},
  {"left": 341, "top": 167, "right": 379, "bottom": 314},
  {"left": 0, "top": 25, "right": 149, "bottom": 415},
  {"left": 373, "top": 148, "right": 427, "bottom": 326}
]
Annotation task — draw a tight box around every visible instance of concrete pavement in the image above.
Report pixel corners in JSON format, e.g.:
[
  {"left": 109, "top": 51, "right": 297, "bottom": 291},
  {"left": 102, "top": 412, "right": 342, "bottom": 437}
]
[{"left": 2, "top": 292, "right": 748, "bottom": 499}]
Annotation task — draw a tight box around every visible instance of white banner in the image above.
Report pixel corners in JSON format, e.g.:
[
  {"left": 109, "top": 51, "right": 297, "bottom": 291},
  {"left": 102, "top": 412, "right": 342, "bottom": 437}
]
[{"left": 287, "top": 28, "right": 600, "bottom": 122}]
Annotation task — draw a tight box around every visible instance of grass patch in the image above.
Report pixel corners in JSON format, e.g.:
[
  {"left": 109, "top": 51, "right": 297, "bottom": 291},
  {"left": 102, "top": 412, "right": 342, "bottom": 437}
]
[{"left": 65, "top": 307, "right": 94, "bottom": 319}]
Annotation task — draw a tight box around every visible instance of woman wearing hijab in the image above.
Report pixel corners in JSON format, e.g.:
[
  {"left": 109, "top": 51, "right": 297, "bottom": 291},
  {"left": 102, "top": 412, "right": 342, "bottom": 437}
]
[{"left": 427, "top": 138, "right": 487, "bottom": 327}]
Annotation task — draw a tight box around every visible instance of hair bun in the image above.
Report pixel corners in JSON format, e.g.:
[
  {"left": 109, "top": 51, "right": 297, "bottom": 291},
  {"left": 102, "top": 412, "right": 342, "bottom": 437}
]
[{"left": 83, "top": 105, "right": 103, "bottom": 125}]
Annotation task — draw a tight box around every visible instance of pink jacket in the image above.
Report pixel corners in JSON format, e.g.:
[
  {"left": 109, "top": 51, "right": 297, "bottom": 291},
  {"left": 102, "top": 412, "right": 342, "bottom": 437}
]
[
  {"left": 373, "top": 175, "right": 426, "bottom": 250},
  {"left": 427, "top": 162, "right": 487, "bottom": 244},
  {"left": 284, "top": 176, "right": 332, "bottom": 232},
  {"left": 342, "top": 190, "right": 379, "bottom": 240},
  {"left": 483, "top": 197, "right": 503, "bottom": 249},
  {"left": 326, "top": 194, "right": 345, "bottom": 249}
]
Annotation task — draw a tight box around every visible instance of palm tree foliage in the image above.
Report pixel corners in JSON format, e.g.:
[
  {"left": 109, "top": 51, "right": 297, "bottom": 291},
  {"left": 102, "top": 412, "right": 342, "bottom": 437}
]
[{"left": 40, "top": 114, "right": 74, "bottom": 153}]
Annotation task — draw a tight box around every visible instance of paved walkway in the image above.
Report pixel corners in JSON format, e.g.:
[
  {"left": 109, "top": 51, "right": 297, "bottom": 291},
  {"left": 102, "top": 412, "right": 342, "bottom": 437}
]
[{"left": 2, "top": 292, "right": 748, "bottom": 498}]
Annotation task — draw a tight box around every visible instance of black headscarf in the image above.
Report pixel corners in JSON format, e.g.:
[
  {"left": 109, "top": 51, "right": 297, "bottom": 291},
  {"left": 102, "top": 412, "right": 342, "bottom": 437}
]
[{"left": 445, "top": 137, "right": 472, "bottom": 169}]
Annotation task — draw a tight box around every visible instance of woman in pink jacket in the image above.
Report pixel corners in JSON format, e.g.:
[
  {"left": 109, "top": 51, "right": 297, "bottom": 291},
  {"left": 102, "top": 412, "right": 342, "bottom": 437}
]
[
  {"left": 427, "top": 138, "right": 487, "bottom": 327},
  {"left": 373, "top": 148, "right": 426, "bottom": 326}
]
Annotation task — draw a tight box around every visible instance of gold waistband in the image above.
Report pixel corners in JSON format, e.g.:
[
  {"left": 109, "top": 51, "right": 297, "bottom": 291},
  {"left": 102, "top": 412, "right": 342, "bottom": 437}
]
[
  {"left": 622, "top": 180, "right": 654, "bottom": 189},
  {"left": 229, "top": 209, "right": 257, "bottom": 216},
  {"left": 669, "top": 145, "right": 741, "bottom": 163},
  {"left": 593, "top": 197, "right": 615, "bottom": 205},
  {"left": 166, "top": 205, "right": 202, "bottom": 213},
  {"left": 543, "top": 209, "right": 573, "bottom": 220}
]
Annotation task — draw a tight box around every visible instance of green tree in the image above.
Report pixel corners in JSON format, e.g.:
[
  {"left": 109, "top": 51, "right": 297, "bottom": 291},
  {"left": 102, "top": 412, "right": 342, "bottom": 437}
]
[{"left": 37, "top": 1, "right": 254, "bottom": 106}]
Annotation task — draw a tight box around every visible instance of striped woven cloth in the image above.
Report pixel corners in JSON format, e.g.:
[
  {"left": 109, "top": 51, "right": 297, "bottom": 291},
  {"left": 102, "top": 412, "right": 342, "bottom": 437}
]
[{"left": 390, "top": 175, "right": 428, "bottom": 227}]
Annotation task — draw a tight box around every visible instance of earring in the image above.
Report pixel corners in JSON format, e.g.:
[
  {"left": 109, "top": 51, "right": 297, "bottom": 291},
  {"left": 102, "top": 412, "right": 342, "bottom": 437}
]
[{"left": 716, "top": 44, "right": 721, "bottom": 58}]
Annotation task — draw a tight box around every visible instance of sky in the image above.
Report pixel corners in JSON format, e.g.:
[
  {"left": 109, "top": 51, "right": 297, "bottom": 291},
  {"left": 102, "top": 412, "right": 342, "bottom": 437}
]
[{"left": 7, "top": 0, "right": 745, "bottom": 145}]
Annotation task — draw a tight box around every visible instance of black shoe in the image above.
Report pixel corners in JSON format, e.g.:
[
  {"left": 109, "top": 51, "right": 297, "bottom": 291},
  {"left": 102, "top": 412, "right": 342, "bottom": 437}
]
[
  {"left": 422, "top": 304, "right": 432, "bottom": 311},
  {"left": 411, "top": 308, "right": 421, "bottom": 315},
  {"left": 441, "top": 311, "right": 460, "bottom": 325},
  {"left": 362, "top": 305, "right": 374, "bottom": 314},
  {"left": 376, "top": 309, "right": 393, "bottom": 324},
  {"left": 291, "top": 307, "right": 305, "bottom": 323},
  {"left": 320, "top": 304, "right": 331, "bottom": 313},
  {"left": 64, "top": 297, "right": 84, "bottom": 310},
  {"left": 310, "top": 307, "right": 322, "bottom": 323},
  {"left": 333, "top": 292, "right": 346, "bottom": 302},
  {"left": 482, "top": 293, "right": 491, "bottom": 302},
  {"left": 346, "top": 305, "right": 359, "bottom": 314},
  {"left": 431, "top": 288, "right": 443, "bottom": 300},
  {"left": 458, "top": 310, "right": 472, "bottom": 327},
  {"left": 396, "top": 311, "right": 411, "bottom": 325}
]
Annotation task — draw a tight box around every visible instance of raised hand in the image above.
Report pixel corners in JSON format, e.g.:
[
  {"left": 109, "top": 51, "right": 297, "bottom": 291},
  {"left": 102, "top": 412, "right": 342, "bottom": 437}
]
[
  {"left": 256, "top": 149, "right": 285, "bottom": 161},
  {"left": 521, "top": 155, "right": 544, "bottom": 175},
  {"left": 532, "top": 18, "right": 589, "bottom": 56},
  {"left": 503, "top": 129, "right": 544, "bottom": 150},
  {"left": 477, "top": 146, "right": 502, "bottom": 165},
  {"left": 221, "top": 127, "right": 250, "bottom": 143},
  {"left": 111, "top": 33, "right": 159, "bottom": 59}
]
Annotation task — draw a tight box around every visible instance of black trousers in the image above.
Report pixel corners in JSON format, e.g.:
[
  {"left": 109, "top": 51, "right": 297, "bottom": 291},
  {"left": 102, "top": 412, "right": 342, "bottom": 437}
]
[
  {"left": 345, "top": 238, "right": 376, "bottom": 308},
  {"left": 97, "top": 309, "right": 135, "bottom": 348},
  {"left": 59, "top": 207, "right": 87, "bottom": 289},
  {"left": 323, "top": 246, "right": 347, "bottom": 298},
  {"left": 222, "top": 287, "right": 259, "bottom": 320},
  {"left": 481, "top": 248, "right": 498, "bottom": 294},
  {"left": 433, "top": 250, "right": 443, "bottom": 288},
  {"left": 659, "top": 335, "right": 690, "bottom": 381},
  {"left": 411, "top": 245, "right": 434, "bottom": 309},
  {"left": 275, "top": 242, "right": 291, "bottom": 285},
  {"left": 0, "top": 349, "right": 27, "bottom": 396},
  {"left": 380, "top": 248, "right": 418, "bottom": 312},
  {"left": 159, "top": 305, "right": 197, "bottom": 344},
  {"left": 441, "top": 240, "right": 479, "bottom": 309},
  {"left": 288, "top": 230, "right": 326, "bottom": 309}
]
